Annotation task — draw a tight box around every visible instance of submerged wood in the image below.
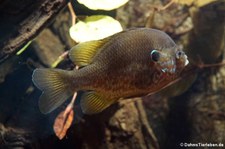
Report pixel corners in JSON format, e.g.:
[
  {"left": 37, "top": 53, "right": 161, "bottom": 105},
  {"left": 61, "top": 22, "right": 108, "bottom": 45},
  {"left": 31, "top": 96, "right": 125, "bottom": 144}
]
[
  {"left": 0, "top": 0, "right": 225, "bottom": 148},
  {"left": 0, "top": 0, "right": 68, "bottom": 64}
]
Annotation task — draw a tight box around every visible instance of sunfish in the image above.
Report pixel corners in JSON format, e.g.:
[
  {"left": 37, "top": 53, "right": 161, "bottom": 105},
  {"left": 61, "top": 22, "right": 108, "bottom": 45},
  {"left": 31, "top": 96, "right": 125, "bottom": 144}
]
[{"left": 32, "top": 28, "right": 189, "bottom": 114}]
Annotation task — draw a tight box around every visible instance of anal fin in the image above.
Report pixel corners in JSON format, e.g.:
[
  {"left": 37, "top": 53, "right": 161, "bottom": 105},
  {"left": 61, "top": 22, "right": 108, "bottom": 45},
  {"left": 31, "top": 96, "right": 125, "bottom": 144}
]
[{"left": 80, "top": 92, "right": 116, "bottom": 115}]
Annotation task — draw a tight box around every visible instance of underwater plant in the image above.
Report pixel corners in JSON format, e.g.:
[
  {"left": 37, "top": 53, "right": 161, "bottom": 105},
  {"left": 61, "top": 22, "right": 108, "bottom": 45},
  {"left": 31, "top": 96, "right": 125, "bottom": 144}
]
[{"left": 0, "top": 0, "right": 224, "bottom": 148}]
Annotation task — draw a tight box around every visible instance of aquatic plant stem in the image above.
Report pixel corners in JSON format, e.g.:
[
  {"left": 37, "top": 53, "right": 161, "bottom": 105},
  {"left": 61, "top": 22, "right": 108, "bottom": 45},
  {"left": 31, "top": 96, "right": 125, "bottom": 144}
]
[
  {"left": 156, "top": 0, "right": 176, "bottom": 11},
  {"left": 68, "top": 2, "right": 76, "bottom": 26}
]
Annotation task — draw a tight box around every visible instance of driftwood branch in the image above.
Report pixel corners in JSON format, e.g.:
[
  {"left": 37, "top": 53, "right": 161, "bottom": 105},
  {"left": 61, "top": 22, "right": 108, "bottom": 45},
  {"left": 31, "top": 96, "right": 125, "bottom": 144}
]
[
  {"left": 0, "top": 0, "right": 68, "bottom": 63},
  {"left": 0, "top": 0, "right": 225, "bottom": 148}
]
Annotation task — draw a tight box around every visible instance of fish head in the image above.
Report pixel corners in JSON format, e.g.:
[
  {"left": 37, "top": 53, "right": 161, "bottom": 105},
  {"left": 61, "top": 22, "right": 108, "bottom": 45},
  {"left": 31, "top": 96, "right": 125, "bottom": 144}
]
[{"left": 150, "top": 47, "right": 189, "bottom": 74}]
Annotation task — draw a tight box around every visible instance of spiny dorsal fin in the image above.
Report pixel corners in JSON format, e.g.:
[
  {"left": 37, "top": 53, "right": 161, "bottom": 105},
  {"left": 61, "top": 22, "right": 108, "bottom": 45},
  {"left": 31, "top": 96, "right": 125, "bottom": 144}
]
[
  {"left": 68, "top": 38, "right": 110, "bottom": 67},
  {"left": 80, "top": 92, "right": 116, "bottom": 115},
  {"left": 68, "top": 28, "right": 140, "bottom": 67},
  {"left": 32, "top": 68, "right": 74, "bottom": 114}
]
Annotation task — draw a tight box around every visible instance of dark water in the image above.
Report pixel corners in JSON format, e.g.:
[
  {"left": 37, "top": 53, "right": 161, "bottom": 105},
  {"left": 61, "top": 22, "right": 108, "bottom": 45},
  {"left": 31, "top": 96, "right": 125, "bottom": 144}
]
[{"left": 0, "top": 0, "right": 225, "bottom": 149}]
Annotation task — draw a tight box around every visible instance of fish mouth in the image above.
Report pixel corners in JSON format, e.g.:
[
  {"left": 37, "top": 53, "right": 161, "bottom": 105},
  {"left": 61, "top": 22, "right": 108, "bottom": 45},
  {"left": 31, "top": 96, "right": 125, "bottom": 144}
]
[{"left": 184, "top": 55, "right": 189, "bottom": 66}]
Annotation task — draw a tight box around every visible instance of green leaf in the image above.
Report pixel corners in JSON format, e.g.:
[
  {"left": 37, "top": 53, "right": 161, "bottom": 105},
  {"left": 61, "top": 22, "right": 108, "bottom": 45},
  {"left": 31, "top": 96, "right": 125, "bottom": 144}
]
[
  {"left": 78, "top": 0, "right": 129, "bottom": 10},
  {"left": 196, "top": 0, "right": 218, "bottom": 7},
  {"left": 176, "top": 0, "right": 218, "bottom": 7},
  {"left": 69, "top": 15, "right": 123, "bottom": 43}
]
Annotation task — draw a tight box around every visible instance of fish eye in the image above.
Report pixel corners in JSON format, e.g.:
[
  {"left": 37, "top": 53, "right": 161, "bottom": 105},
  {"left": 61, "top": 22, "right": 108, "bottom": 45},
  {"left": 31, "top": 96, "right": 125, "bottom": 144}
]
[
  {"left": 176, "top": 51, "right": 183, "bottom": 59},
  {"left": 151, "top": 50, "right": 160, "bottom": 62}
]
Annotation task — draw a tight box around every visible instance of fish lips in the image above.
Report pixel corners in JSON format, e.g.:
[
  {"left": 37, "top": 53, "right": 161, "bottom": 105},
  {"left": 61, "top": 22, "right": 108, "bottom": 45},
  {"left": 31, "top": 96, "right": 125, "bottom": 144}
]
[{"left": 184, "top": 55, "right": 189, "bottom": 66}]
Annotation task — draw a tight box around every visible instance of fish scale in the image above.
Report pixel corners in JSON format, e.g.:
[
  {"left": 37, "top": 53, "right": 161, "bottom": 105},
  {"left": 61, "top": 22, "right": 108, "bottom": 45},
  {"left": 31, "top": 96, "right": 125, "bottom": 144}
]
[{"left": 32, "top": 28, "right": 189, "bottom": 114}]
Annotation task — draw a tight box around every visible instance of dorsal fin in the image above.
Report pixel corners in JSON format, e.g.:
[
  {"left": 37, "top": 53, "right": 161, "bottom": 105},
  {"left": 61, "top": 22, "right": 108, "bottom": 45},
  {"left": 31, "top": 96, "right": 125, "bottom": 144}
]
[
  {"left": 68, "top": 38, "right": 110, "bottom": 67},
  {"left": 80, "top": 92, "right": 116, "bottom": 115},
  {"left": 67, "top": 28, "right": 136, "bottom": 67}
]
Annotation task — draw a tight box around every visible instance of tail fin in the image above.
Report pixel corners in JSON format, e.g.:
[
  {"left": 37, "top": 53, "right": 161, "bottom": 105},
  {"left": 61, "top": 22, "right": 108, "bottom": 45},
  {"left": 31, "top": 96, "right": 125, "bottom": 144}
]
[{"left": 32, "top": 68, "right": 74, "bottom": 114}]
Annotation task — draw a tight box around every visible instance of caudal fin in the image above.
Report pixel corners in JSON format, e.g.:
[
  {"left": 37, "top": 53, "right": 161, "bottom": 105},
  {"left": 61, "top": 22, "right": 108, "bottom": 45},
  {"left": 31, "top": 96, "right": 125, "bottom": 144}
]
[{"left": 32, "top": 68, "right": 74, "bottom": 114}]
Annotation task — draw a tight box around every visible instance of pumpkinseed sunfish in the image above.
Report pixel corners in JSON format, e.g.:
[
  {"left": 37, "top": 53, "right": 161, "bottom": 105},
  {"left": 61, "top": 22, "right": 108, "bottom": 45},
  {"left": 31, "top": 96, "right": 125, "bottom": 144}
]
[{"left": 32, "top": 28, "right": 189, "bottom": 114}]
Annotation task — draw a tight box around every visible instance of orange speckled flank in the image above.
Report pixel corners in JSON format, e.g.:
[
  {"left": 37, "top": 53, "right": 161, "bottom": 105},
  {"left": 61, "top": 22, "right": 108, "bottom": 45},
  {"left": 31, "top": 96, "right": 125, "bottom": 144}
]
[{"left": 32, "top": 28, "right": 189, "bottom": 114}]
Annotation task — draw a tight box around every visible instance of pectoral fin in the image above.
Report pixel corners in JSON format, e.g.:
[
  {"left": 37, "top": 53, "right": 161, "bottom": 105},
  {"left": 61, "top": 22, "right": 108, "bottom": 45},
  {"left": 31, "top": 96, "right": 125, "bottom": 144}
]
[
  {"left": 69, "top": 38, "right": 110, "bottom": 67},
  {"left": 80, "top": 92, "right": 116, "bottom": 115}
]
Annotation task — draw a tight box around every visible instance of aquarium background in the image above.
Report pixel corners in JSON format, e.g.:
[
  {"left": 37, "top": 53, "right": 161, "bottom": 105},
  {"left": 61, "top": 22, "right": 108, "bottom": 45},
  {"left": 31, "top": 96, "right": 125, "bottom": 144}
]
[{"left": 0, "top": 0, "right": 225, "bottom": 149}]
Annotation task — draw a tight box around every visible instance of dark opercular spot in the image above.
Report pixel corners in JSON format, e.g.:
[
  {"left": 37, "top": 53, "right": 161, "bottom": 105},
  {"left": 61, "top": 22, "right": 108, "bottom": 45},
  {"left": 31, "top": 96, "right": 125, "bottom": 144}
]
[{"left": 151, "top": 50, "right": 160, "bottom": 62}]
